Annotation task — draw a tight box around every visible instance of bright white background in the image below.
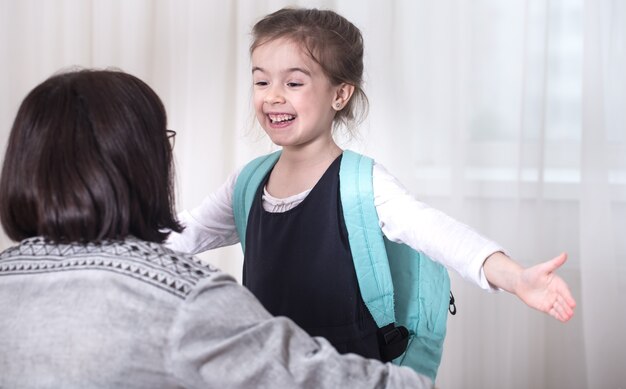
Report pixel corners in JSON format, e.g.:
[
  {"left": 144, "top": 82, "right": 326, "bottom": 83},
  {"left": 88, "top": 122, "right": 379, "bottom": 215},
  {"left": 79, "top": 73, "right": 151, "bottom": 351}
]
[{"left": 1, "top": 0, "right": 624, "bottom": 387}]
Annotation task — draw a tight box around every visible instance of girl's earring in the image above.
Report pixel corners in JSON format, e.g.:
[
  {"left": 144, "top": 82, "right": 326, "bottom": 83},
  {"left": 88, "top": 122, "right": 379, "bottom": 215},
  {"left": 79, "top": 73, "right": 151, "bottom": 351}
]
[{"left": 335, "top": 102, "right": 341, "bottom": 109}]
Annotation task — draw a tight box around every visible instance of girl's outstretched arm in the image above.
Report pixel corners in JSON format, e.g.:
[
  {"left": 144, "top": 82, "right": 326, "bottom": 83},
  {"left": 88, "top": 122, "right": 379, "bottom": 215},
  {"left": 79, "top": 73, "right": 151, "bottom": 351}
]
[
  {"left": 166, "top": 169, "right": 241, "bottom": 254},
  {"left": 483, "top": 252, "right": 577, "bottom": 322}
]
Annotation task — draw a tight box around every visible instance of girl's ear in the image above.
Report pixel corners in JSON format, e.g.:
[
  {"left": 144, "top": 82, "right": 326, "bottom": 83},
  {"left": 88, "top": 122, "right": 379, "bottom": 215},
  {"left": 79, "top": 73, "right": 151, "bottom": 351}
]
[{"left": 332, "top": 83, "right": 355, "bottom": 111}]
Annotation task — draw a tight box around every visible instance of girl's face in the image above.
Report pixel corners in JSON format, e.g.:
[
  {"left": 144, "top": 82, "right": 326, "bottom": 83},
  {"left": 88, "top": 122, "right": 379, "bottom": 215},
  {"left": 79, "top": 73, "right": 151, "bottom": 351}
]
[{"left": 252, "top": 37, "right": 342, "bottom": 150}]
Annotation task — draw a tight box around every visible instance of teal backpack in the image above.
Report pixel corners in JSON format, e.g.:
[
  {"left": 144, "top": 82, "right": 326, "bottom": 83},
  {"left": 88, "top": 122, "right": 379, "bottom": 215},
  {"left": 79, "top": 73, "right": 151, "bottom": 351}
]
[{"left": 233, "top": 150, "right": 453, "bottom": 382}]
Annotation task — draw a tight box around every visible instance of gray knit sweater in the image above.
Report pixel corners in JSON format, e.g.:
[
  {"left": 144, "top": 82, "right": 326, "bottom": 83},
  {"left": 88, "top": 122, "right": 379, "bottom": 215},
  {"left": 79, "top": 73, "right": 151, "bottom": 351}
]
[{"left": 0, "top": 237, "right": 430, "bottom": 388}]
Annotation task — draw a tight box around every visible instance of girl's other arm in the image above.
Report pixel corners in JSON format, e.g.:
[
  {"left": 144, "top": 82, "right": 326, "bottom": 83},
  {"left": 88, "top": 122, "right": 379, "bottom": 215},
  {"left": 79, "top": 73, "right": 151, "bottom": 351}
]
[
  {"left": 373, "top": 162, "right": 576, "bottom": 322},
  {"left": 373, "top": 162, "right": 502, "bottom": 290},
  {"left": 166, "top": 169, "right": 241, "bottom": 254}
]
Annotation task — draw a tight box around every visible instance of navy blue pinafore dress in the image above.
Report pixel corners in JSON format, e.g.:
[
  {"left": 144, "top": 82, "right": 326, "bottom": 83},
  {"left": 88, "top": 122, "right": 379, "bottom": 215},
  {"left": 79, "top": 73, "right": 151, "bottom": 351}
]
[{"left": 243, "top": 155, "right": 381, "bottom": 359}]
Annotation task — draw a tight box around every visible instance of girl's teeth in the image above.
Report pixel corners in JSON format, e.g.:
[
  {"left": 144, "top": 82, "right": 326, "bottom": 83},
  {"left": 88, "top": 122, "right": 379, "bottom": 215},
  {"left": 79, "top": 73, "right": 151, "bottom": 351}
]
[{"left": 270, "top": 114, "right": 295, "bottom": 123}]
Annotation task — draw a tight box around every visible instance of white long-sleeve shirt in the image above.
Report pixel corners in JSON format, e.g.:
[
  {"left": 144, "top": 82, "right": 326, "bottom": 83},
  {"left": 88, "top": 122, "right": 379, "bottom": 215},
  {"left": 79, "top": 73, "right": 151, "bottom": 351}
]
[{"left": 167, "top": 161, "right": 503, "bottom": 291}]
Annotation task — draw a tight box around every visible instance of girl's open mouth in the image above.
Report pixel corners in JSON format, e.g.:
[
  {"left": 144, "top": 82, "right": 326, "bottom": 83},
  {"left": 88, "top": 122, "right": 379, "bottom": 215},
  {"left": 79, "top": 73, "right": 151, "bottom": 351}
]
[{"left": 268, "top": 113, "right": 296, "bottom": 124}]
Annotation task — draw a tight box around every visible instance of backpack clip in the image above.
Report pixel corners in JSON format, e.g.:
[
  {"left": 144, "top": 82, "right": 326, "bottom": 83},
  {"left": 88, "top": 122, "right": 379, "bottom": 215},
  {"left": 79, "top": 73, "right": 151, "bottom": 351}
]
[
  {"left": 449, "top": 291, "right": 457, "bottom": 315},
  {"left": 378, "top": 323, "right": 410, "bottom": 362}
]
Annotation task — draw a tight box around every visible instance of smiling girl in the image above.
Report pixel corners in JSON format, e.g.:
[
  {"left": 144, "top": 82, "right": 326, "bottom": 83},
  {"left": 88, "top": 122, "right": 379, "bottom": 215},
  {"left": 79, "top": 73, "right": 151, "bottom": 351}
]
[{"left": 168, "top": 6, "right": 575, "bottom": 368}]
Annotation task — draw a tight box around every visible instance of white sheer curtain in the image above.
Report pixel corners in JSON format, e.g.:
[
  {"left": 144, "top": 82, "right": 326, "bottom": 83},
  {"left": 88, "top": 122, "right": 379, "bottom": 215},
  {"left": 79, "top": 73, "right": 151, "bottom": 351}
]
[{"left": 0, "top": 0, "right": 623, "bottom": 387}]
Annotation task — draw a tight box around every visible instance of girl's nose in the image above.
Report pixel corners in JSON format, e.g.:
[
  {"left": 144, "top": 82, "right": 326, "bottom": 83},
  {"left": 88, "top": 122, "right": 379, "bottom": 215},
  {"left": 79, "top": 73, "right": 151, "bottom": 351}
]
[{"left": 264, "top": 87, "right": 286, "bottom": 105}]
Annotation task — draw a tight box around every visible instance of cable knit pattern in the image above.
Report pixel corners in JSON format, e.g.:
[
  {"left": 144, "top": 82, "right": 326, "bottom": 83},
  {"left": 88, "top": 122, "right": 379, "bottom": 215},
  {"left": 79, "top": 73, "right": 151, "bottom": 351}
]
[{"left": 0, "top": 237, "right": 215, "bottom": 298}]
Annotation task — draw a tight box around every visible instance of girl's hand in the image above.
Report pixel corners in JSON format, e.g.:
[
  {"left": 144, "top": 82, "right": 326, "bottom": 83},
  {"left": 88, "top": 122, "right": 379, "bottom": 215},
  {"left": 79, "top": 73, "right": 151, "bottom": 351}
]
[
  {"left": 483, "top": 252, "right": 577, "bottom": 322},
  {"left": 514, "top": 253, "right": 576, "bottom": 322}
]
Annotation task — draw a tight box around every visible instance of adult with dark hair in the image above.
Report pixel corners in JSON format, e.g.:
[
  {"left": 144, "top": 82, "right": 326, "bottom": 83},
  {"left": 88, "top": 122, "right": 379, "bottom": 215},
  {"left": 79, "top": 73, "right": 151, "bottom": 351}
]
[{"left": 0, "top": 69, "right": 431, "bottom": 388}]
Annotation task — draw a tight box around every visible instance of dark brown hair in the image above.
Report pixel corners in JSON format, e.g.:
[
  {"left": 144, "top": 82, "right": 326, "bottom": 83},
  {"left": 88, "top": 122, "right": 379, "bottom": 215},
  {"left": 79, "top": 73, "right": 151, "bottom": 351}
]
[
  {"left": 0, "top": 69, "right": 182, "bottom": 243},
  {"left": 251, "top": 7, "right": 369, "bottom": 133}
]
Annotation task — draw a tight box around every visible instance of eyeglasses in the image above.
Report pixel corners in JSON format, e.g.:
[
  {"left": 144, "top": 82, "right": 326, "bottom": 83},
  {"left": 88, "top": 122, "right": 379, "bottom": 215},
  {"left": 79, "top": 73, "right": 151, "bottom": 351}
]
[{"left": 166, "top": 129, "right": 176, "bottom": 148}]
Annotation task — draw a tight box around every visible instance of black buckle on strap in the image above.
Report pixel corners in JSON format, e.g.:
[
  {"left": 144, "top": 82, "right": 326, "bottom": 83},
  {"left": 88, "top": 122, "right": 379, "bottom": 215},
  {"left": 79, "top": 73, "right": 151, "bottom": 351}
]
[{"left": 377, "top": 323, "right": 409, "bottom": 362}]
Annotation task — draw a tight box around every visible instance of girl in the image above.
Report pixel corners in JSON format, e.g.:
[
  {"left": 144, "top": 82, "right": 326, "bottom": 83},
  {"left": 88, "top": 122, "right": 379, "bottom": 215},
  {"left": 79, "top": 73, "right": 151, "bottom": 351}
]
[{"left": 168, "top": 7, "right": 575, "bottom": 363}]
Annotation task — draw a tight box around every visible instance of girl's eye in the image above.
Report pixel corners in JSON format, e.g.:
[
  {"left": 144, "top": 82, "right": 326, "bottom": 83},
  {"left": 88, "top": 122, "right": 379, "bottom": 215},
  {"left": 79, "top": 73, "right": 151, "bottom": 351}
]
[
  {"left": 254, "top": 81, "right": 268, "bottom": 87},
  {"left": 286, "top": 82, "right": 303, "bottom": 87}
]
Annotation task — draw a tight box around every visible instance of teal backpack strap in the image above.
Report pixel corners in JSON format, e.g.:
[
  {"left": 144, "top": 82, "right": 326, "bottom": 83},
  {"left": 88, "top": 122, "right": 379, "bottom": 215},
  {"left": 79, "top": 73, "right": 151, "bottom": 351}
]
[
  {"left": 340, "top": 150, "right": 409, "bottom": 362},
  {"left": 340, "top": 149, "right": 450, "bottom": 382},
  {"left": 233, "top": 151, "right": 281, "bottom": 250},
  {"left": 339, "top": 150, "right": 396, "bottom": 327}
]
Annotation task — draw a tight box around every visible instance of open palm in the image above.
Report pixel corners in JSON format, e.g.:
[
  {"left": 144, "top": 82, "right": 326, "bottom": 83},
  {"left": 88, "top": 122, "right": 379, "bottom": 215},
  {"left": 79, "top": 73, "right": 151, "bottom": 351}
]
[{"left": 515, "top": 253, "right": 576, "bottom": 322}]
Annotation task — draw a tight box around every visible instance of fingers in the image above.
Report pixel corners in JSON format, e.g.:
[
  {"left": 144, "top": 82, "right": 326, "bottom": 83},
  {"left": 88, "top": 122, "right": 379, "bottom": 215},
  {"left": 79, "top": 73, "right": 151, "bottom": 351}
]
[
  {"left": 551, "top": 264, "right": 577, "bottom": 309},
  {"left": 548, "top": 306, "right": 564, "bottom": 322},
  {"left": 551, "top": 295, "right": 575, "bottom": 322},
  {"left": 558, "top": 281, "right": 577, "bottom": 309}
]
